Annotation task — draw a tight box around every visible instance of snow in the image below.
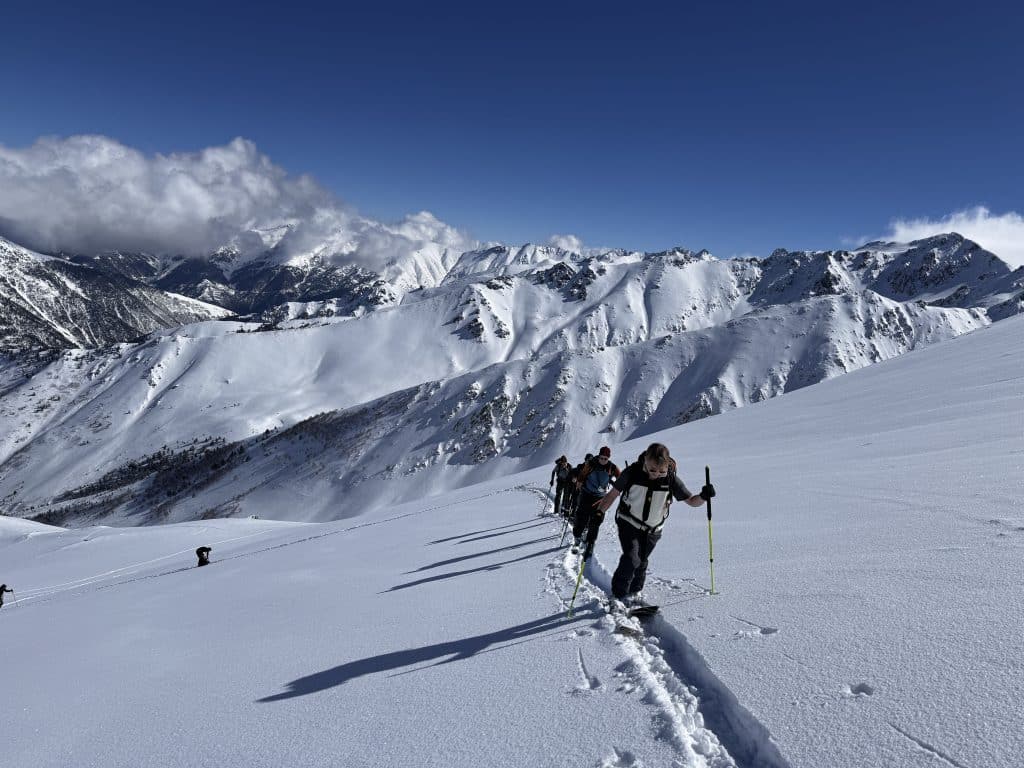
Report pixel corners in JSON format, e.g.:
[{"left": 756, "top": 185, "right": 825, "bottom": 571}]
[{"left": 2, "top": 314, "right": 1021, "bottom": 767}]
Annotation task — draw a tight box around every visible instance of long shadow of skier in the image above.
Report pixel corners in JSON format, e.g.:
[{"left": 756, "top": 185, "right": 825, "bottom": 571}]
[
  {"left": 405, "top": 535, "right": 558, "bottom": 574},
  {"left": 256, "top": 609, "right": 594, "bottom": 702},
  {"left": 455, "top": 520, "right": 551, "bottom": 545},
  {"left": 382, "top": 546, "right": 563, "bottom": 593},
  {"left": 428, "top": 518, "right": 541, "bottom": 544}
]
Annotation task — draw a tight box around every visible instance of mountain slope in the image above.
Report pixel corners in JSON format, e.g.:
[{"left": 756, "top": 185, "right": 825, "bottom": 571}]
[
  {"left": 0, "top": 277, "right": 986, "bottom": 524},
  {"left": 0, "top": 231, "right": 1018, "bottom": 525},
  {"left": 0, "top": 237, "right": 229, "bottom": 353}
]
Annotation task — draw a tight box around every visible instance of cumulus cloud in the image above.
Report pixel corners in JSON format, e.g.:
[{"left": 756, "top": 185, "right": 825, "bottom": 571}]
[
  {"left": 882, "top": 207, "right": 1024, "bottom": 269},
  {"left": 546, "top": 233, "right": 586, "bottom": 253},
  {"left": 0, "top": 135, "right": 476, "bottom": 267}
]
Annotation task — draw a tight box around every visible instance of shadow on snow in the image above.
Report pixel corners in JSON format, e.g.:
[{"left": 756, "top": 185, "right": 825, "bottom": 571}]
[
  {"left": 256, "top": 610, "right": 595, "bottom": 702},
  {"left": 382, "top": 546, "right": 563, "bottom": 593},
  {"left": 404, "top": 535, "right": 558, "bottom": 573}
]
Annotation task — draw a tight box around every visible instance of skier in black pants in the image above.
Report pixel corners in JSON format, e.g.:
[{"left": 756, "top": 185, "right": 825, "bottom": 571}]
[
  {"left": 0, "top": 584, "right": 12, "bottom": 608},
  {"left": 594, "top": 442, "right": 715, "bottom": 608},
  {"left": 549, "top": 456, "right": 572, "bottom": 517},
  {"left": 564, "top": 453, "right": 591, "bottom": 522},
  {"left": 571, "top": 446, "right": 621, "bottom": 559}
]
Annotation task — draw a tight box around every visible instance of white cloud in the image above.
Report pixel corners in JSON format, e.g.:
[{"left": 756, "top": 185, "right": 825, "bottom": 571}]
[
  {"left": 0, "top": 135, "right": 476, "bottom": 267},
  {"left": 883, "top": 207, "right": 1024, "bottom": 269},
  {"left": 546, "top": 234, "right": 585, "bottom": 253}
]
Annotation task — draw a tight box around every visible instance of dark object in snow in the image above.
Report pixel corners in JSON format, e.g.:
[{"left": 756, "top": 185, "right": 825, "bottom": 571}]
[
  {"left": 629, "top": 604, "right": 659, "bottom": 618},
  {"left": 0, "top": 583, "right": 12, "bottom": 608},
  {"left": 196, "top": 546, "right": 212, "bottom": 567}
]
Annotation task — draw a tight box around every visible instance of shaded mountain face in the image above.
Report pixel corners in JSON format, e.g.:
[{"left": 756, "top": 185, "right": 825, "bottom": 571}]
[
  {"left": 0, "top": 229, "right": 1017, "bottom": 527},
  {"left": 68, "top": 232, "right": 466, "bottom": 317},
  {"left": 0, "top": 238, "right": 228, "bottom": 354}
]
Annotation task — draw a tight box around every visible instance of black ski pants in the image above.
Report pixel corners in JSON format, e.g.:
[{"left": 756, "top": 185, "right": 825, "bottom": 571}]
[
  {"left": 571, "top": 490, "right": 606, "bottom": 555},
  {"left": 564, "top": 484, "right": 580, "bottom": 520},
  {"left": 611, "top": 519, "right": 661, "bottom": 599},
  {"left": 553, "top": 481, "right": 570, "bottom": 517}
]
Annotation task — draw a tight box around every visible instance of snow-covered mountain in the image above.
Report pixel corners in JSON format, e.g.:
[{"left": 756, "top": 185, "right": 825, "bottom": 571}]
[
  {"left": 0, "top": 237, "right": 229, "bottom": 354},
  {"left": 67, "top": 221, "right": 468, "bottom": 315},
  {"left": 0, "top": 230, "right": 1018, "bottom": 526}
]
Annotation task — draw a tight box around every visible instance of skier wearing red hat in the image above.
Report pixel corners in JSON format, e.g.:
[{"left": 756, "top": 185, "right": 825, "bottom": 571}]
[{"left": 570, "top": 446, "right": 620, "bottom": 559}]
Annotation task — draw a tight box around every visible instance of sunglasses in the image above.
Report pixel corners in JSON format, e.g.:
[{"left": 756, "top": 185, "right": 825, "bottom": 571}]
[
  {"left": 597, "top": 456, "right": 609, "bottom": 462},
  {"left": 643, "top": 462, "right": 668, "bottom": 477}
]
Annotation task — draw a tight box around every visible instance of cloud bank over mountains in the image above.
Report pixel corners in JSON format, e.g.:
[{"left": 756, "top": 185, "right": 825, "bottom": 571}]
[
  {"left": 884, "top": 207, "right": 1024, "bottom": 268},
  {"left": 0, "top": 135, "right": 476, "bottom": 267},
  {"left": 2, "top": 136, "right": 1021, "bottom": 269}
]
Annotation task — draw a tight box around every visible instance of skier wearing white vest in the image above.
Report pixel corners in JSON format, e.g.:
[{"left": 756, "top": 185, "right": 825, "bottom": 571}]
[{"left": 594, "top": 443, "right": 715, "bottom": 605}]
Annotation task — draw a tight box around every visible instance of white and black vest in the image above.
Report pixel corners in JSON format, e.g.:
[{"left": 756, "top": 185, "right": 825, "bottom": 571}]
[
  {"left": 614, "top": 461, "right": 693, "bottom": 532},
  {"left": 616, "top": 477, "right": 674, "bottom": 532}
]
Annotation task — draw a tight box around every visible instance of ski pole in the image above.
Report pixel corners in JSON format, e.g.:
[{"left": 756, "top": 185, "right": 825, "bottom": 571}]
[
  {"left": 705, "top": 465, "right": 716, "bottom": 595},
  {"left": 559, "top": 514, "right": 571, "bottom": 547},
  {"left": 567, "top": 556, "right": 586, "bottom": 618}
]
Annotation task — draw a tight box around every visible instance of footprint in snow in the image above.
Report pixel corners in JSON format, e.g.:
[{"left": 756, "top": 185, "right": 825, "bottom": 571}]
[
  {"left": 599, "top": 747, "right": 644, "bottom": 767},
  {"left": 731, "top": 615, "right": 779, "bottom": 637},
  {"left": 845, "top": 682, "right": 876, "bottom": 697}
]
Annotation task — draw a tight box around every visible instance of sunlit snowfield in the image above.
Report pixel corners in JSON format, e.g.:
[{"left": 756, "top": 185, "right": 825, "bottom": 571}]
[{"left": 2, "top": 315, "right": 1021, "bottom": 768}]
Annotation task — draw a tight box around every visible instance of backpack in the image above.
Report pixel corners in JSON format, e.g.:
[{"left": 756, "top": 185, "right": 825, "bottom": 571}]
[{"left": 578, "top": 456, "right": 620, "bottom": 493}]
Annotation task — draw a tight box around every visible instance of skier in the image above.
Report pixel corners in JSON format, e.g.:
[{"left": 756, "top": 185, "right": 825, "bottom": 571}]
[
  {"left": 0, "top": 584, "right": 12, "bottom": 608},
  {"left": 196, "top": 546, "right": 212, "bottom": 567},
  {"left": 564, "top": 453, "right": 591, "bottom": 522},
  {"left": 571, "top": 446, "right": 621, "bottom": 559},
  {"left": 549, "top": 456, "right": 572, "bottom": 517},
  {"left": 593, "top": 442, "right": 715, "bottom": 608}
]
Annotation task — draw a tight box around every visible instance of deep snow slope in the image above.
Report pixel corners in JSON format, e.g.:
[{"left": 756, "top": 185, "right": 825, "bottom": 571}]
[{"left": 0, "top": 312, "right": 1020, "bottom": 768}]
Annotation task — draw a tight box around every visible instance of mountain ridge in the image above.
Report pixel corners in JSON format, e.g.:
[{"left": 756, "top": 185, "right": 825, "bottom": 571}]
[{"left": 1, "top": 228, "right": 1016, "bottom": 526}]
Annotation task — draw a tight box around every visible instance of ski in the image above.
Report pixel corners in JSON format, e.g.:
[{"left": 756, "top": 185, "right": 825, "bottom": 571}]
[
  {"left": 605, "top": 599, "right": 658, "bottom": 637},
  {"left": 628, "top": 604, "right": 659, "bottom": 618}
]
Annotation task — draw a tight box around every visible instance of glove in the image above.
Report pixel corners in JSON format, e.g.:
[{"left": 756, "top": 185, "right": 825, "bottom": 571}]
[{"left": 699, "top": 484, "right": 716, "bottom": 501}]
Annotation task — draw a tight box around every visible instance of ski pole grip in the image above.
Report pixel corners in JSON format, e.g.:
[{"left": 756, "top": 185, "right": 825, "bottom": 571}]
[{"left": 705, "top": 465, "right": 712, "bottom": 520}]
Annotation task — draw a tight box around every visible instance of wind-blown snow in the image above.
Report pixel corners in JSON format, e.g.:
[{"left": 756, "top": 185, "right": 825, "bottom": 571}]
[{"left": 1, "top": 314, "right": 1020, "bottom": 767}]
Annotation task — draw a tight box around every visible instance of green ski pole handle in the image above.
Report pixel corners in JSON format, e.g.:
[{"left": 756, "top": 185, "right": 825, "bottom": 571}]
[{"left": 706, "top": 465, "right": 716, "bottom": 595}]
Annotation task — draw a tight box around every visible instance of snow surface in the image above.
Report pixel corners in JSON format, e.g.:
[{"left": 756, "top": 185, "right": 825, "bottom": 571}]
[{"left": 1, "top": 314, "right": 1021, "bottom": 767}]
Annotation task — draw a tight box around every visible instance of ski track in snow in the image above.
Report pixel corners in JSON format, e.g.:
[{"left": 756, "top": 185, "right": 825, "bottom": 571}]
[
  {"left": 11, "top": 486, "right": 525, "bottom": 608},
  {"left": 11, "top": 528, "right": 274, "bottom": 604},
  {"left": 540, "top": 489, "right": 791, "bottom": 768},
  {"left": 888, "top": 723, "right": 972, "bottom": 768},
  {"left": 574, "top": 647, "right": 603, "bottom": 693}
]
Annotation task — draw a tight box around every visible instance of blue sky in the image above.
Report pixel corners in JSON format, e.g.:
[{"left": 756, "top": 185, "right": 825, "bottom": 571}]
[{"left": 1, "top": 0, "right": 1021, "bottom": 258}]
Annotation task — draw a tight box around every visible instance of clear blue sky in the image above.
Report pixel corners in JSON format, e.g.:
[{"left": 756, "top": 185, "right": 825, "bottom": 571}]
[{"left": 2, "top": 0, "right": 1021, "bottom": 256}]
